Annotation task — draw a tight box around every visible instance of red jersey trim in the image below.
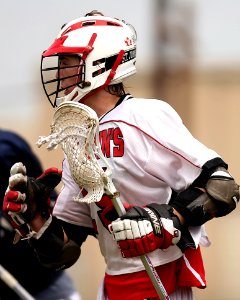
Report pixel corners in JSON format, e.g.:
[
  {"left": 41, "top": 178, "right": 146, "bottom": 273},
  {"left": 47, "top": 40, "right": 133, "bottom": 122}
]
[
  {"left": 100, "top": 120, "right": 201, "bottom": 169},
  {"left": 104, "top": 247, "right": 206, "bottom": 300}
]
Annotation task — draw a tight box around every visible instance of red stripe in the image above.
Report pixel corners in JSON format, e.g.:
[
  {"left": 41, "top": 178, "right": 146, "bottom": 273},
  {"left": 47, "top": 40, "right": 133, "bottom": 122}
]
[
  {"left": 61, "top": 19, "right": 122, "bottom": 36},
  {"left": 80, "top": 50, "right": 125, "bottom": 102},
  {"left": 100, "top": 120, "right": 201, "bottom": 168}
]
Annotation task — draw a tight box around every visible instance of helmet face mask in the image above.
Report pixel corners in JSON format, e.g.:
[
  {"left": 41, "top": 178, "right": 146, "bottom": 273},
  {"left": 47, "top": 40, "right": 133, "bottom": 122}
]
[
  {"left": 41, "top": 16, "right": 137, "bottom": 107},
  {"left": 41, "top": 54, "right": 88, "bottom": 107}
]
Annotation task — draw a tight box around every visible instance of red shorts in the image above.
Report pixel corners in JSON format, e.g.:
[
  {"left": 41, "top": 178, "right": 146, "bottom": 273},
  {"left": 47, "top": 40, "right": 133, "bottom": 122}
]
[{"left": 104, "top": 247, "right": 206, "bottom": 300}]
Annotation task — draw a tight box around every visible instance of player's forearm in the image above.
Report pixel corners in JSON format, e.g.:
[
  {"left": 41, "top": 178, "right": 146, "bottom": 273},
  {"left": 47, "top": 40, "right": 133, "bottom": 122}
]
[{"left": 172, "top": 187, "right": 206, "bottom": 225}]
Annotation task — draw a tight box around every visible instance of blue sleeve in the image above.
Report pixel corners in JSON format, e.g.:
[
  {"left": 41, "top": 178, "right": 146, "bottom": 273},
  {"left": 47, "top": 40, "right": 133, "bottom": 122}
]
[{"left": 0, "top": 130, "right": 43, "bottom": 202}]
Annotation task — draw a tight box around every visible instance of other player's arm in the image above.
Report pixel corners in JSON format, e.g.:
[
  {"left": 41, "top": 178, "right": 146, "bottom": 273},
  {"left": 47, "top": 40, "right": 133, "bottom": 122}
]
[
  {"left": 29, "top": 215, "right": 95, "bottom": 270},
  {"left": 2, "top": 162, "right": 95, "bottom": 270}
]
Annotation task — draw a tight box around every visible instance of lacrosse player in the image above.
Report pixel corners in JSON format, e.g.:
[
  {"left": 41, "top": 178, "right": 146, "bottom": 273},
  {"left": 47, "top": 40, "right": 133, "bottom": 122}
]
[
  {"left": 0, "top": 130, "right": 81, "bottom": 300},
  {"left": 3, "top": 10, "right": 239, "bottom": 300}
]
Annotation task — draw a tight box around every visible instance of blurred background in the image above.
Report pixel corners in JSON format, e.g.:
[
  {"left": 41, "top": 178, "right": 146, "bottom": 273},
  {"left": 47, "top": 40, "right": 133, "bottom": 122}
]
[{"left": 1, "top": 0, "right": 240, "bottom": 299}]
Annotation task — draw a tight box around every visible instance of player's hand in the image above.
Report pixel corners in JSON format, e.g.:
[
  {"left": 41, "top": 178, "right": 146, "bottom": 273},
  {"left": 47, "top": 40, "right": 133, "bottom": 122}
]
[
  {"left": 108, "top": 204, "right": 181, "bottom": 258},
  {"left": 2, "top": 162, "right": 62, "bottom": 237}
]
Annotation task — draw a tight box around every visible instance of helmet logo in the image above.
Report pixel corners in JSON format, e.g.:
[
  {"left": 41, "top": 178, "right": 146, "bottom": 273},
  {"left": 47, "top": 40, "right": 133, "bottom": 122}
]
[{"left": 124, "top": 37, "right": 133, "bottom": 46}]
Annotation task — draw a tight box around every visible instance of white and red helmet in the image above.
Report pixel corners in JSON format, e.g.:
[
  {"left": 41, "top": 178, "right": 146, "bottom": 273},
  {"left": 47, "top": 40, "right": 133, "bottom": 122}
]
[{"left": 41, "top": 16, "right": 137, "bottom": 107}]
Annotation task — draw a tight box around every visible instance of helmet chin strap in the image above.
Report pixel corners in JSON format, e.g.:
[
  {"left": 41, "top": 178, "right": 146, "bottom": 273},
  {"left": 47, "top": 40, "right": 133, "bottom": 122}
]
[{"left": 79, "top": 49, "right": 125, "bottom": 103}]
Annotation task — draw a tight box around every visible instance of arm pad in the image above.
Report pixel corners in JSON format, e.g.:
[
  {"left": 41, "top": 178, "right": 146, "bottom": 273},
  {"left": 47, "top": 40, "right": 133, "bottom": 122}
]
[
  {"left": 171, "top": 168, "right": 239, "bottom": 226},
  {"left": 205, "top": 167, "right": 239, "bottom": 214},
  {"left": 29, "top": 217, "right": 85, "bottom": 270}
]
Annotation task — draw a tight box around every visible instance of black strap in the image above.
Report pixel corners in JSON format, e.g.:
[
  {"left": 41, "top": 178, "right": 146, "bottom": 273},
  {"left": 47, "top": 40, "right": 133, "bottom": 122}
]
[{"left": 192, "top": 157, "right": 228, "bottom": 187}]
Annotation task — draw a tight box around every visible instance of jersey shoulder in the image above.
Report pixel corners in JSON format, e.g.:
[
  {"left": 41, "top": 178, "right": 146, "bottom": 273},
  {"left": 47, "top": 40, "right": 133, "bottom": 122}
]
[{"left": 106, "top": 97, "right": 183, "bottom": 127}]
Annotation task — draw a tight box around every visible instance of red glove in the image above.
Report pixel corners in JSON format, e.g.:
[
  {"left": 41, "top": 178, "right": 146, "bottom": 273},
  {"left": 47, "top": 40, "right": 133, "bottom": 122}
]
[
  {"left": 109, "top": 204, "right": 181, "bottom": 258},
  {"left": 3, "top": 162, "right": 62, "bottom": 239}
]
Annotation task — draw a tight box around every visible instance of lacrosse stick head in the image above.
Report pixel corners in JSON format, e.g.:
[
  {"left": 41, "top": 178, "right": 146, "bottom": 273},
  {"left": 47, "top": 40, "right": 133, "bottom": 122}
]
[{"left": 37, "top": 101, "right": 113, "bottom": 203}]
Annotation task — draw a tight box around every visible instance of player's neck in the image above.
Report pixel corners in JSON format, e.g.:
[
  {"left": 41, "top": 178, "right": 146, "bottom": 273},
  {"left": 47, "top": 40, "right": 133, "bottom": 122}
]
[{"left": 82, "top": 90, "right": 119, "bottom": 117}]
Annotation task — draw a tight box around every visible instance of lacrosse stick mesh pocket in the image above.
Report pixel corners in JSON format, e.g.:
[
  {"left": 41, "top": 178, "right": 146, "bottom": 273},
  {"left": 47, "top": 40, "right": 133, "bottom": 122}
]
[{"left": 37, "top": 102, "right": 106, "bottom": 203}]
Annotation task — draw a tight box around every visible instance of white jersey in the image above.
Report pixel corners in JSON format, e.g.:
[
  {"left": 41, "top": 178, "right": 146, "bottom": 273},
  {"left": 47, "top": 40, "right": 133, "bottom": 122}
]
[{"left": 53, "top": 95, "right": 219, "bottom": 275}]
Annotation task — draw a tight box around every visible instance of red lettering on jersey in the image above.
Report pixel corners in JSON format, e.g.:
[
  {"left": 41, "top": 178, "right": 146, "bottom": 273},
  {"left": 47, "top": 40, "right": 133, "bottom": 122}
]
[
  {"left": 99, "top": 129, "right": 112, "bottom": 158},
  {"left": 99, "top": 127, "right": 124, "bottom": 158},
  {"left": 113, "top": 127, "right": 124, "bottom": 157}
]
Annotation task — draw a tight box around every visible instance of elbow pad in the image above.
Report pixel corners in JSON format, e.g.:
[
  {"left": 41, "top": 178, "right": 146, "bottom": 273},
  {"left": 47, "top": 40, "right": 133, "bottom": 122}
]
[
  {"left": 29, "top": 217, "right": 81, "bottom": 270},
  {"left": 171, "top": 168, "right": 239, "bottom": 226},
  {"left": 205, "top": 167, "right": 239, "bottom": 216}
]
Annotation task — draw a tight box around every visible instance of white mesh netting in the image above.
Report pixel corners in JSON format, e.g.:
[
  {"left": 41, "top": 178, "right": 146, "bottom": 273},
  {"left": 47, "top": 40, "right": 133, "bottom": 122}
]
[{"left": 37, "top": 101, "right": 107, "bottom": 203}]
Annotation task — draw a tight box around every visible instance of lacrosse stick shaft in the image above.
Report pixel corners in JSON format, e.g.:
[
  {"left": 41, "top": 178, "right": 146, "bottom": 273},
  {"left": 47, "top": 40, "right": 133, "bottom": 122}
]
[
  {"left": 0, "top": 265, "right": 35, "bottom": 300},
  {"left": 111, "top": 195, "right": 169, "bottom": 300}
]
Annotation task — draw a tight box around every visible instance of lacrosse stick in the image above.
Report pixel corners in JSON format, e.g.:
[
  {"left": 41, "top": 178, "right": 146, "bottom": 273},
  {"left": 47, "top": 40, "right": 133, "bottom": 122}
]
[
  {"left": 36, "top": 101, "right": 169, "bottom": 300},
  {"left": 0, "top": 264, "right": 34, "bottom": 300}
]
